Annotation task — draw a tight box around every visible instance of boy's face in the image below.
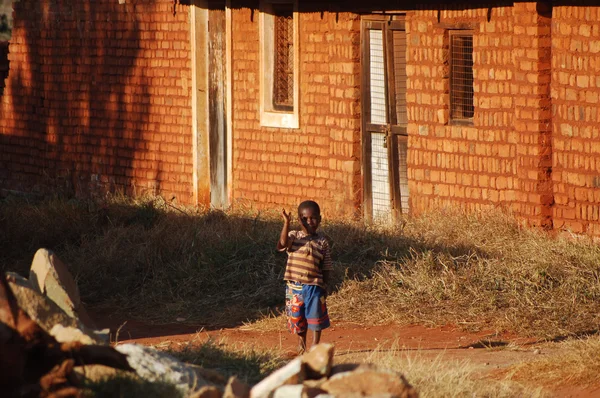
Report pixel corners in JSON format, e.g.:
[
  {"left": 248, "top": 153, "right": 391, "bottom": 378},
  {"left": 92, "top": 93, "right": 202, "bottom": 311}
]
[{"left": 298, "top": 207, "right": 321, "bottom": 235}]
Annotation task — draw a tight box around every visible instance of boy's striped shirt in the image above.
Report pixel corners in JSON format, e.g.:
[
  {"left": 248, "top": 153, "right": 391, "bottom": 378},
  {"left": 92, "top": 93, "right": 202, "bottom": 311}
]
[{"left": 282, "top": 230, "right": 332, "bottom": 288}]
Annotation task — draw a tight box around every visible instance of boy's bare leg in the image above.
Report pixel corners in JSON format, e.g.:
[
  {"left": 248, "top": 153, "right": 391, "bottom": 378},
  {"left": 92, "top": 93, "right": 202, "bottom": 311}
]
[
  {"left": 298, "top": 331, "right": 307, "bottom": 354},
  {"left": 312, "top": 330, "right": 321, "bottom": 346}
]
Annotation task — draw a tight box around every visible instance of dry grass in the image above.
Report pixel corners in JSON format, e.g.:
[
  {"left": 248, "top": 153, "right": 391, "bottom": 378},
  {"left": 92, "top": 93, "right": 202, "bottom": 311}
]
[
  {"left": 82, "top": 374, "right": 182, "bottom": 398},
  {"left": 328, "top": 209, "right": 600, "bottom": 337},
  {"left": 2, "top": 195, "right": 600, "bottom": 338},
  {"left": 162, "top": 337, "right": 287, "bottom": 385},
  {"left": 346, "top": 342, "right": 548, "bottom": 398},
  {"left": 504, "top": 335, "right": 600, "bottom": 388}
]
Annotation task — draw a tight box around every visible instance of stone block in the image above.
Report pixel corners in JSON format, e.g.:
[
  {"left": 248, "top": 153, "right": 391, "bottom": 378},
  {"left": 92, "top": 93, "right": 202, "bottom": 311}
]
[
  {"left": 223, "top": 376, "right": 250, "bottom": 398},
  {"left": 302, "top": 344, "right": 334, "bottom": 379},
  {"left": 6, "top": 272, "right": 104, "bottom": 345},
  {"left": 250, "top": 357, "right": 304, "bottom": 398},
  {"left": 29, "top": 248, "right": 96, "bottom": 329}
]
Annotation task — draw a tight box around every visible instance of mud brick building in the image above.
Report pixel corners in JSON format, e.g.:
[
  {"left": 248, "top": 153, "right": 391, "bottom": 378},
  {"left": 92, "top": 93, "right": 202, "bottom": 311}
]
[{"left": 1, "top": 0, "right": 600, "bottom": 235}]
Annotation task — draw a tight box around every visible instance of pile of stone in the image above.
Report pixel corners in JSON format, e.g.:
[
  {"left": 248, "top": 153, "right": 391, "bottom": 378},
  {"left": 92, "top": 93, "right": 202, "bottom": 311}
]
[
  {"left": 0, "top": 248, "right": 227, "bottom": 397},
  {"left": 0, "top": 249, "right": 132, "bottom": 396},
  {"left": 248, "top": 344, "right": 418, "bottom": 398},
  {"left": 0, "top": 248, "right": 418, "bottom": 398}
]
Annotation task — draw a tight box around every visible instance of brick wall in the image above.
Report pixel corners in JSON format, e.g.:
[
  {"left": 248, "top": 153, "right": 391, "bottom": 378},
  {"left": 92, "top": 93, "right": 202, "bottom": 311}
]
[
  {"left": 231, "top": 7, "right": 362, "bottom": 217},
  {"left": 0, "top": 0, "right": 194, "bottom": 203},
  {"left": 4, "top": 0, "right": 600, "bottom": 236},
  {"left": 405, "top": 7, "right": 518, "bottom": 216},
  {"left": 512, "top": 2, "right": 553, "bottom": 228},
  {"left": 552, "top": 6, "right": 600, "bottom": 235}
]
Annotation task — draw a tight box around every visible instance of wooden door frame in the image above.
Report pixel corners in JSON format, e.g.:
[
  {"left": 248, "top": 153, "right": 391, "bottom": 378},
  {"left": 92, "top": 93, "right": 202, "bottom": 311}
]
[
  {"left": 208, "top": 6, "right": 228, "bottom": 208},
  {"left": 191, "top": 1, "right": 211, "bottom": 206},
  {"left": 191, "top": 1, "right": 233, "bottom": 208},
  {"left": 360, "top": 14, "right": 407, "bottom": 222}
]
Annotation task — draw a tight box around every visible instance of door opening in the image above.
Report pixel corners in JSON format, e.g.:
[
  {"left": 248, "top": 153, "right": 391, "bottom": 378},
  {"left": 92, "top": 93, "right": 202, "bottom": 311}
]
[{"left": 361, "top": 16, "right": 409, "bottom": 222}]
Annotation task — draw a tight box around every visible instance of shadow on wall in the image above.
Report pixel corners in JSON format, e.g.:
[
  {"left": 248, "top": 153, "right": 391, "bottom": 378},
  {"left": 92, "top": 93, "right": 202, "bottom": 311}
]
[
  {"left": 0, "top": 1, "right": 11, "bottom": 96},
  {"left": 0, "top": 0, "right": 176, "bottom": 199},
  {"left": 0, "top": 40, "right": 7, "bottom": 96}
]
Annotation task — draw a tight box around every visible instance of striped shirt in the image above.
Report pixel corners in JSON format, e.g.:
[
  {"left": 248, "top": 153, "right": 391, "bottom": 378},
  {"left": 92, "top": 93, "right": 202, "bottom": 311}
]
[{"left": 282, "top": 230, "right": 333, "bottom": 288}]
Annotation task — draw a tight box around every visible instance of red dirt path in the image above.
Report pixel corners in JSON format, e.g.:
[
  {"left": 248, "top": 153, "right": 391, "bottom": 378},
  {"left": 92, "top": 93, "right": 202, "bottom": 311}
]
[{"left": 94, "top": 313, "right": 599, "bottom": 398}]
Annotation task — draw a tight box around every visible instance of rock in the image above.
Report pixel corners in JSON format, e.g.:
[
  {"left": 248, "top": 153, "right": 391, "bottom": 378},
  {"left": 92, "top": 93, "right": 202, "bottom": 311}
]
[
  {"left": 190, "top": 386, "right": 223, "bottom": 398},
  {"left": 50, "top": 324, "right": 98, "bottom": 345},
  {"left": 320, "top": 367, "right": 418, "bottom": 398},
  {"left": 330, "top": 363, "right": 365, "bottom": 375},
  {"left": 71, "top": 364, "right": 122, "bottom": 383},
  {"left": 115, "top": 343, "right": 216, "bottom": 396},
  {"left": 303, "top": 385, "right": 328, "bottom": 398},
  {"left": 0, "top": 275, "right": 132, "bottom": 397},
  {"left": 250, "top": 357, "right": 304, "bottom": 398},
  {"left": 302, "top": 344, "right": 334, "bottom": 379},
  {"left": 303, "top": 378, "right": 327, "bottom": 389},
  {"left": 273, "top": 385, "right": 304, "bottom": 398},
  {"left": 223, "top": 376, "right": 250, "bottom": 398},
  {"left": 5, "top": 272, "right": 105, "bottom": 345},
  {"left": 29, "top": 248, "right": 96, "bottom": 329}
]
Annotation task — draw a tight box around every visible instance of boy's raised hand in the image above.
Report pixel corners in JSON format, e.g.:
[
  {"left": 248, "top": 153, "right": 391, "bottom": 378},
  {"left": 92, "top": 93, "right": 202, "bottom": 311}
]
[{"left": 281, "top": 209, "right": 292, "bottom": 224}]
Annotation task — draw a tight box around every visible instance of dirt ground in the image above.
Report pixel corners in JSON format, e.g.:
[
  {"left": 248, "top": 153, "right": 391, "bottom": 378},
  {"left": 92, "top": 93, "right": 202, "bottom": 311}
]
[{"left": 95, "top": 313, "right": 600, "bottom": 398}]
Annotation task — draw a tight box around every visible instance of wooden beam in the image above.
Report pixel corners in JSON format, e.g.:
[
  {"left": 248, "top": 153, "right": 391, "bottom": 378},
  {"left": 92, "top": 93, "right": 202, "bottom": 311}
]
[{"left": 191, "top": 1, "right": 211, "bottom": 206}]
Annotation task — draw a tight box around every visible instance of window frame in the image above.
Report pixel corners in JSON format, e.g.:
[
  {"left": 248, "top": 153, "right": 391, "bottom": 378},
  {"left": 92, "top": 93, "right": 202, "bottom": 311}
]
[
  {"left": 259, "top": 0, "right": 300, "bottom": 129},
  {"left": 448, "top": 29, "right": 474, "bottom": 126}
]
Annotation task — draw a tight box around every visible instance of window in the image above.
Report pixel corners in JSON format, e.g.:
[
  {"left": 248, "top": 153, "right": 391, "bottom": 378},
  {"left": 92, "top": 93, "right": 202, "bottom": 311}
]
[
  {"left": 449, "top": 30, "right": 474, "bottom": 122},
  {"left": 260, "top": 0, "right": 299, "bottom": 128}
]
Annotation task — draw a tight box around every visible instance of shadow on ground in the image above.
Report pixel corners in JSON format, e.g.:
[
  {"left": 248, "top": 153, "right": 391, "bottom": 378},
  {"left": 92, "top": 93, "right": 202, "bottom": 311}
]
[
  {"left": 165, "top": 339, "right": 285, "bottom": 385},
  {"left": 1, "top": 194, "right": 494, "bottom": 338}
]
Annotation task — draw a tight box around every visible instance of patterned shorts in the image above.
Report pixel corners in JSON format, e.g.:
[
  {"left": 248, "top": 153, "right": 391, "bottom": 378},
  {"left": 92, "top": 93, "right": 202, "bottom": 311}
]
[{"left": 285, "top": 282, "right": 330, "bottom": 334}]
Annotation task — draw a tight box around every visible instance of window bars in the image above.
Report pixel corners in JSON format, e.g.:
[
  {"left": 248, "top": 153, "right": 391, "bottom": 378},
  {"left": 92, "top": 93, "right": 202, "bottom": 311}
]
[
  {"left": 273, "top": 4, "right": 294, "bottom": 111},
  {"left": 450, "top": 31, "right": 474, "bottom": 121}
]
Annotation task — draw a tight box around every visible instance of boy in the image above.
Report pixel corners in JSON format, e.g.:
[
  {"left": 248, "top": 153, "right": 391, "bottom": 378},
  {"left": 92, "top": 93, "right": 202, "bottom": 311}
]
[{"left": 277, "top": 200, "right": 333, "bottom": 354}]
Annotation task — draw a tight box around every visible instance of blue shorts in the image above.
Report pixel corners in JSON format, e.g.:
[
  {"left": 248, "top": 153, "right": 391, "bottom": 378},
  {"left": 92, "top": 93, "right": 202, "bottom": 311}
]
[{"left": 285, "top": 282, "right": 330, "bottom": 334}]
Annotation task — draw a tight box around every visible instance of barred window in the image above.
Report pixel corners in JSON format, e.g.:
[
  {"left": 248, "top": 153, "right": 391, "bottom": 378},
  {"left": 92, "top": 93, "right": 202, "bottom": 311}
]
[
  {"left": 259, "top": 0, "right": 299, "bottom": 128},
  {"left": 450, "top": 31, "right": 474, "bottom": 121},
  {"left": 273, "top": 4, "right": 294, "bottom": 111}
]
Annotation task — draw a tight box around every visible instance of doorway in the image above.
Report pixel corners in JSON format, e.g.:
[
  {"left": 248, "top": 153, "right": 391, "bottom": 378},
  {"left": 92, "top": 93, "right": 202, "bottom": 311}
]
[{"left": 361, "top": 16, "right": 409, "bottom": 222}]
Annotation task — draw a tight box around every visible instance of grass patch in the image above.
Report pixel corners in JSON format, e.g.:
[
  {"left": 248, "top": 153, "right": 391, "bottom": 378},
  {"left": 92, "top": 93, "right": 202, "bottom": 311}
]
[
  {"left": 346, "top": 342, "right": 547, "bottom": 398},
  {"left": 504, "top": 335, "right": 600, "bottom": 388},
  {"left": 328, "top": 210, "right": 600, "bottom": 337},
  {"left": 2, "top": 194, "right": 600, "bottom": 337}
]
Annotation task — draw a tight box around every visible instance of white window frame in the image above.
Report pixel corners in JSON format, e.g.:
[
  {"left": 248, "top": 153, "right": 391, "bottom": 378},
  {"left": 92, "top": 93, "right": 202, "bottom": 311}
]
[{"left": 259, "top": 0, "right": 300, "bottom": 129}]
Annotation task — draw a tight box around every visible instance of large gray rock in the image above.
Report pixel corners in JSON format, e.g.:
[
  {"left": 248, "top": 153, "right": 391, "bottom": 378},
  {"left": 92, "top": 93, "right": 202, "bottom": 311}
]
[
  {"left": 29, "top": 248, "right": 96, "bottom": 328},
  {"left": 5, "top": 272, "right": 105, "bottom": 345},
  {"left": 115, "top": 343, "right": 218, "bottom": 396}
]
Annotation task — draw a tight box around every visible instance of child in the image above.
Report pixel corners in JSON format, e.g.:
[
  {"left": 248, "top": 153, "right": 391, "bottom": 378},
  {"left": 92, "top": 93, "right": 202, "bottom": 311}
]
[{"left": 277, "top": 200, "right": 333, "bottom": 354}]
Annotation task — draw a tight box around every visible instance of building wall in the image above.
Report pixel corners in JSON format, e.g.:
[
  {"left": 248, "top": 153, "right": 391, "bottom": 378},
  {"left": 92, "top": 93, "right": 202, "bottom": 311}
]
[
  {"left": 4, "top": 0, "right": 600, "bottom": 236},
  {"left": 552, "top": 6, "right": 600, "bottom": 235},
  {"left": 0, "top": 0, "right": 194, "bottom": 202},
  {"left": 405, "top": 6, "right": 519, "bottom": 217},
  {"left": 230, "top": 7, "right": 362, "bottom": 216}
]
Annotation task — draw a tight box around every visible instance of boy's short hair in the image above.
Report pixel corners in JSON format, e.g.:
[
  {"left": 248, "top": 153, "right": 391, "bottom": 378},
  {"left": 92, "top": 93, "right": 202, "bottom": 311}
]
[{"left": 297, "top": 200, "right": 321, "bottom": 217}]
